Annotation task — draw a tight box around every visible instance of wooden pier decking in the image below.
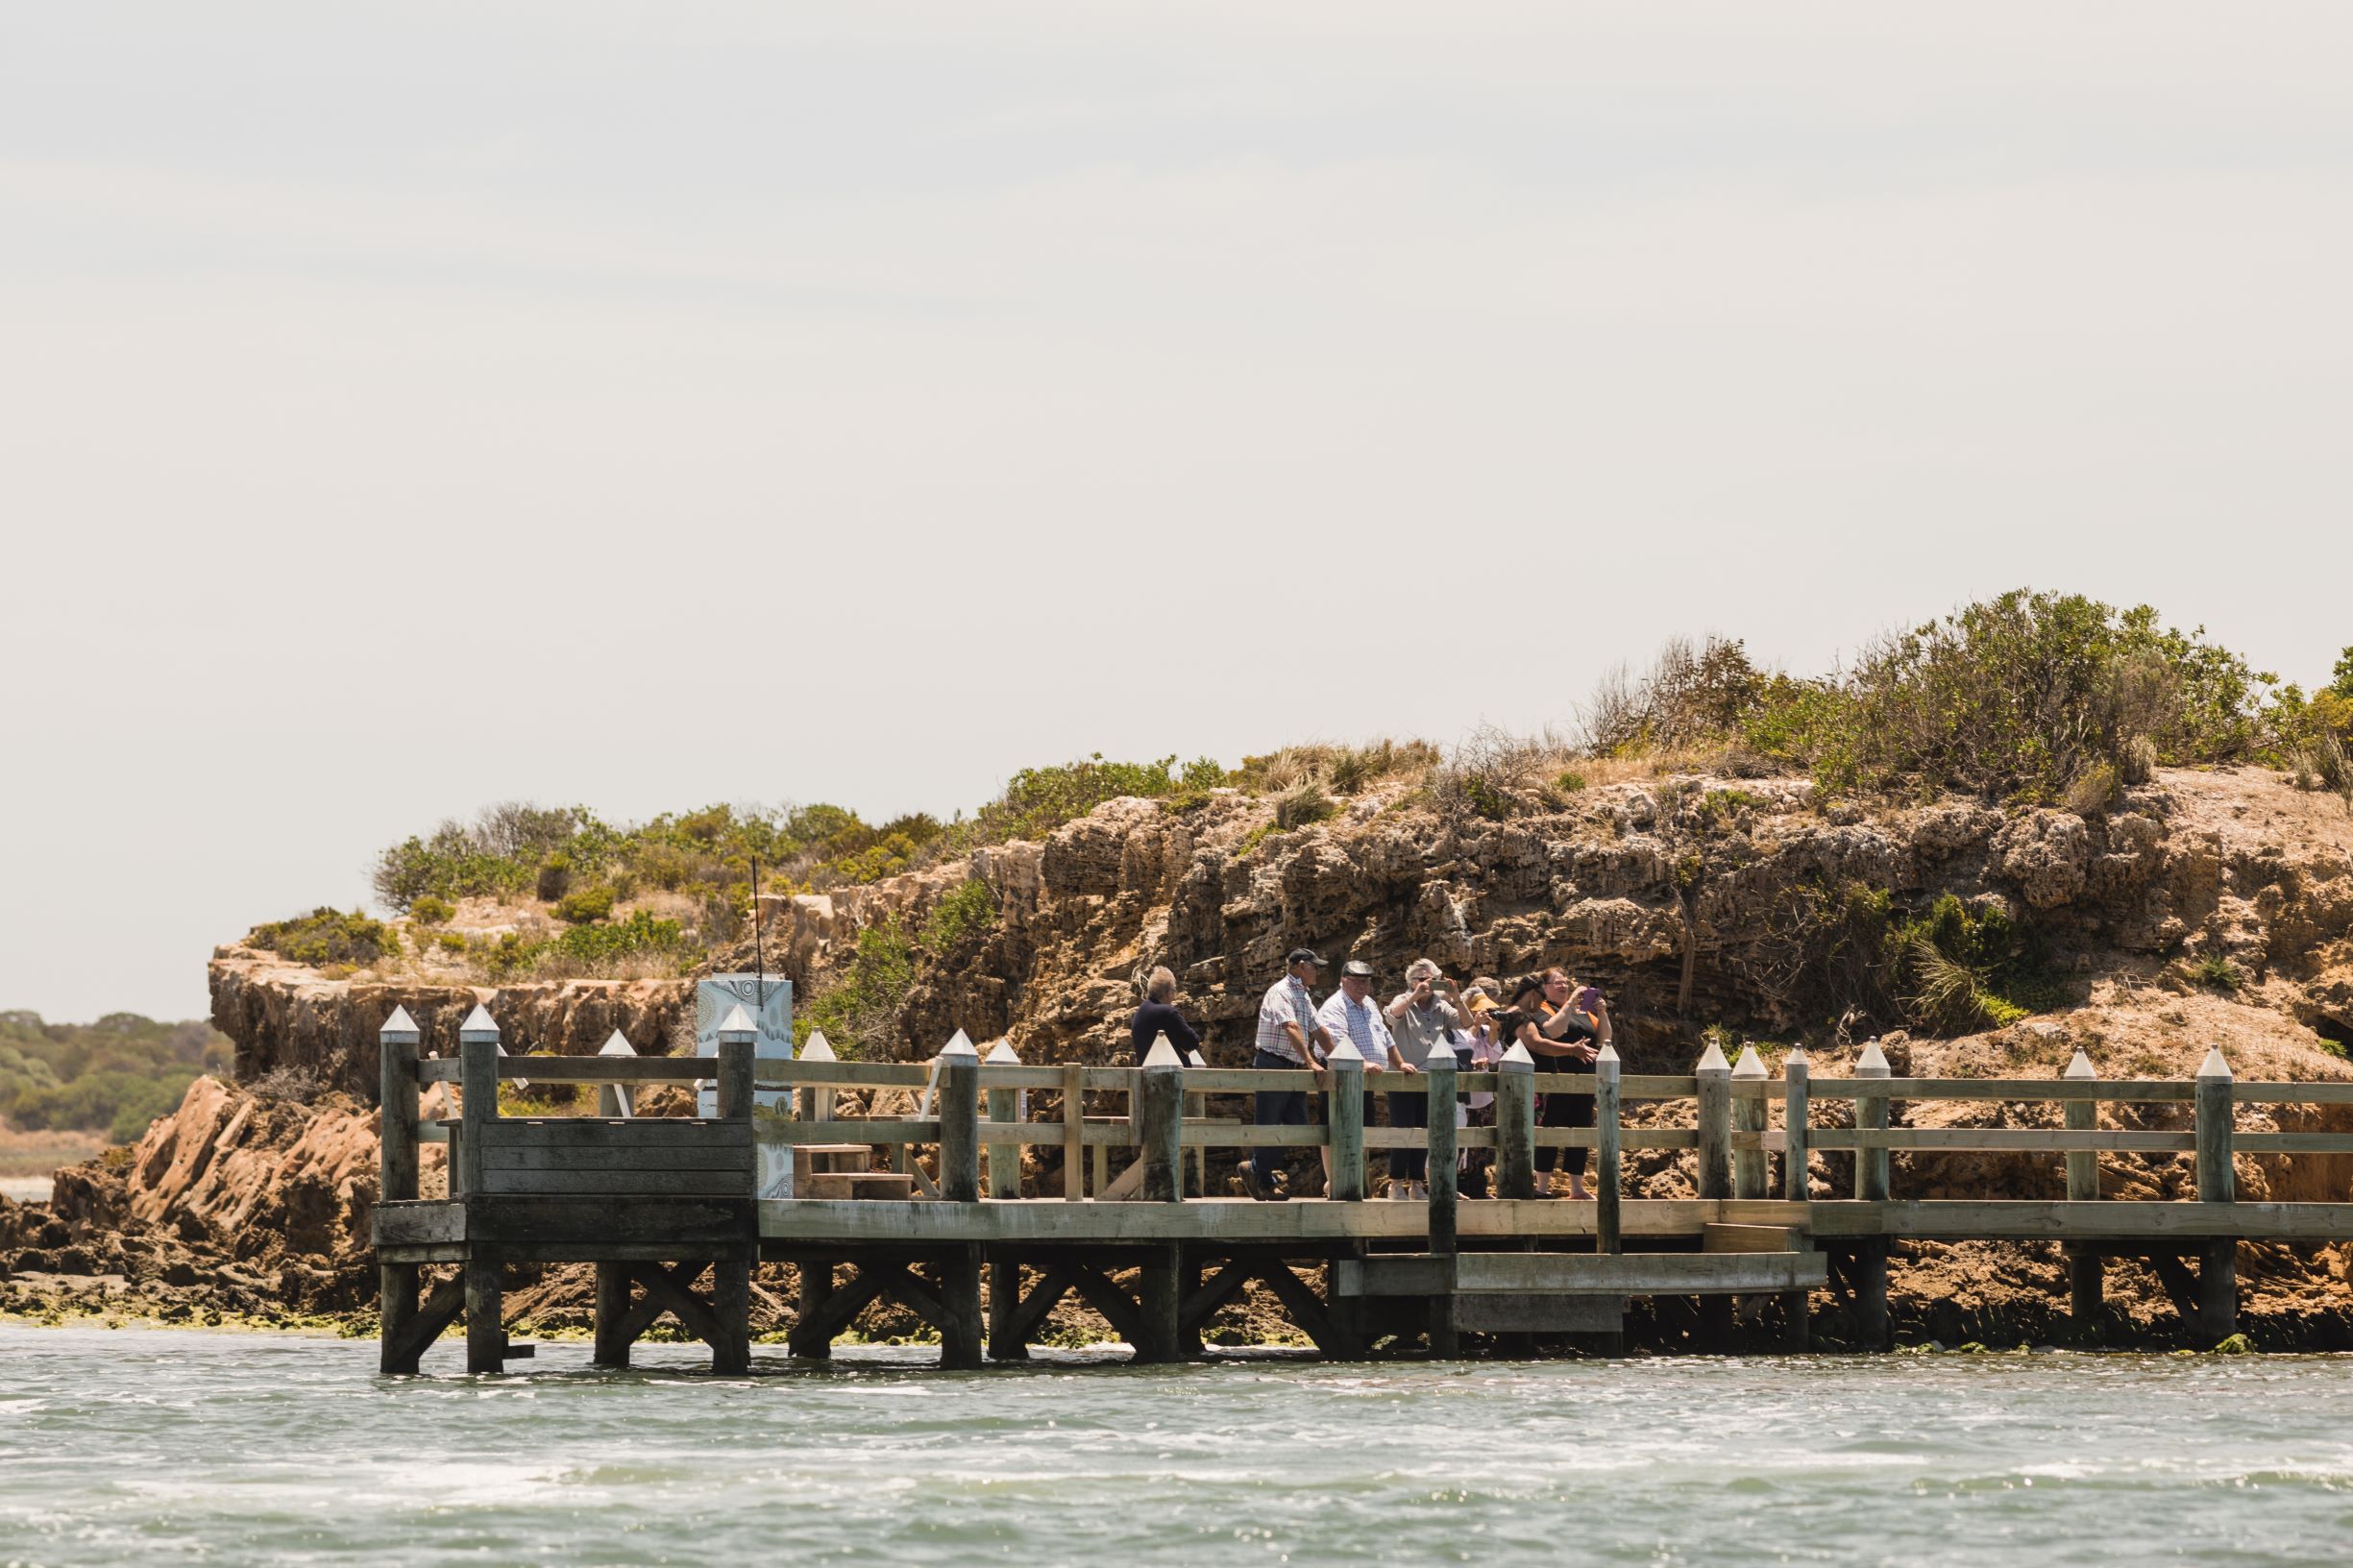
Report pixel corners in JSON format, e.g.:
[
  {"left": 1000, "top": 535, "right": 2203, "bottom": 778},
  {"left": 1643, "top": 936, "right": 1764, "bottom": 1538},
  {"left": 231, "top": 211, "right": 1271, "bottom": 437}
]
[{"left": 369, "top": 1005, "right": 2353, "bottom": 1374}]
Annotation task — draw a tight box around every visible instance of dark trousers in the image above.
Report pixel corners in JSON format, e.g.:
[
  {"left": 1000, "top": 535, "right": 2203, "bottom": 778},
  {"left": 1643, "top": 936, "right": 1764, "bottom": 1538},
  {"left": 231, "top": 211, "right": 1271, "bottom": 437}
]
[
  {"left": 1250, "top": 1049, "right": 1311, "bottom": 1185},
  {"left": 1534, "top": 1066, "right": 1595, "bottom": 1177},
  {"left": 1386, "top": 1088, "right": 1428, "bottom": 1182}
]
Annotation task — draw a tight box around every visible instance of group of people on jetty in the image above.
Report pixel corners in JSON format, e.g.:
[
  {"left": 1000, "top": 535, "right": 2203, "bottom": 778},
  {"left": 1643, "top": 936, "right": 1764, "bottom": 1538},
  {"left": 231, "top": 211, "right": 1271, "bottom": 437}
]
[{"left": 1128, "top": 949, "right": 1613, "bottom": 1203}]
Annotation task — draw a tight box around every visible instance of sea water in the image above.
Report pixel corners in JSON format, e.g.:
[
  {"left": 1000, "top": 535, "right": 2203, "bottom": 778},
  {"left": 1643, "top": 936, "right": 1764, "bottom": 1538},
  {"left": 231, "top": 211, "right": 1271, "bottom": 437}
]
[{"left": 2, "top": 1324, "right": 2349, "bottom": 1565}]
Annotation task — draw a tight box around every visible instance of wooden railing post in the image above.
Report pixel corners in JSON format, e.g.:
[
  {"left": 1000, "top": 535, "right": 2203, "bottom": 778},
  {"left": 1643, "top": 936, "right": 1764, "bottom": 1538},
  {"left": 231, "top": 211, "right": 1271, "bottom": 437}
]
[
  {"left": 596, "top": 1029, "right": 638, "bottom": 1118},
  {"left": 938, "top": 1032, "right": 982, "bottom": 1204},
  {"left": 1139, "top": 1036, "right": 1187, "bottom": 1203},
  {"left": 1424, "top": 1044, "right": 1458, "bottom": 1257},
  {"left": 2064, "top": 1049, "right": 2102, "bottom": 1332},
  {"left": 377, "top": 1006, "right": 422, "bottom": 1376},
  {"left": 985, "top": 1040, "right": 1023, "bottom": 1199},
  {"left": 1778, "top": 1044, "right": 1810, "bottom": 1351},
  {"left": 456, "top": 1004, "right": 498, "bottom": 1200},
  {"left": 1854, "top": 1040, "right": 1891, "bottom": 1202},
  {"left": 1185, "top": 1047, "right": 1209, "bottom": 1196},
  {"left": 1496, "top": 1041, "right": 1535, "bottom": 1201},
  {"left": 715, "top": 1006, "right": 755, "bottom": 1121},
  {"left": 1781, "top": 1046, "right": 1810, "bottom": 1202},
  {"left": 380, "top": 1006, "right": 421, "bottom": 1200},
  {"left": 1326, "top": 1041, "right": 1366, "bottom": 1202},
  {"left": 797, "top": 1031, "right": 837, "bottom": 1123},
  {"left": 1852, "top": 1039, "right": 1891, "bottom": 1351},
  {"left": 2194, "top": 1044, "right": 2238, "bottom": 1342},
  {"left": 1061, "top": 1062, "right": 1086, "bottom": 1200},
  {"left": 1730, "top": 1045, "right": 1767, "bottom": 1200},
  {"left": 1695, "top": 1039, "right": 1731, "bottom": 1201},
  {"left": 1594, "top": 1043, "right": 1622, "bottom": 1255}
]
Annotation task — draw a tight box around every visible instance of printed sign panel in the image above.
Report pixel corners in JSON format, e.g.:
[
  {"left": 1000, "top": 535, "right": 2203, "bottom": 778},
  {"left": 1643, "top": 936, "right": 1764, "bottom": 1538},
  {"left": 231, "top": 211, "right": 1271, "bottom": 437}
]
[{"left": 697, "top": 976, "right": 794, "bottom": 1197}]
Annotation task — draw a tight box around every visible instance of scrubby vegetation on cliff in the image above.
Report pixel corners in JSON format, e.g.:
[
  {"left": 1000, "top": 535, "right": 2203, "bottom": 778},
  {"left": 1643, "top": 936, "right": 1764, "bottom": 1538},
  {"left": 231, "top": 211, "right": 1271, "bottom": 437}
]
[
  {"left": 1577, "top": 591, "right": 2349, "bottom": 808},
  {"left": 266, "top": 588, "right": 2348, "bottom": 998}
]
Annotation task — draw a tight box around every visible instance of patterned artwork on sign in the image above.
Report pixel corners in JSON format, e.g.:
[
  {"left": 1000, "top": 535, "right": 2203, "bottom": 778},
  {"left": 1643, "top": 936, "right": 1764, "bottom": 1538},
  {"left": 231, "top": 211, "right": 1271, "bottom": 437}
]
[{"left": 695, "top": 976, "right": 796, "bottom": 1196}]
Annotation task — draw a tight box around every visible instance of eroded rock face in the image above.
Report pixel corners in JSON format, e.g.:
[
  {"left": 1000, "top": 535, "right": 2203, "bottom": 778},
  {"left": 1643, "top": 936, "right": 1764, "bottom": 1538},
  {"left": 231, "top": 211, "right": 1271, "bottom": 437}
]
[
  {"left": 208, "top": 948, "right": 690, "bottom": 1100},
  {"left": 1996, "top": 810, "right": 2093, "bottom": 909}
]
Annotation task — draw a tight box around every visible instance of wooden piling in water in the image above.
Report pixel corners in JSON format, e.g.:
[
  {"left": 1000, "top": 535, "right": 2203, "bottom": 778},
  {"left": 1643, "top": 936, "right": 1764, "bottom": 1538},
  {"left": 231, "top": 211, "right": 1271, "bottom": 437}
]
[
  {"left": 2195, "top": 1047, "right": 2238, "bottom": 1340},
  {"left": 1424, "top": 1046, "right": 1461, "bottom": 1358},
  {"left": 1853, "top": 1041, "right": 1891, "bottom": 1350},
  {"left": 984, "top": 1041, "right": 1027, "bottom": 1360},
  {"left": 2063, "top": 1050, "right": 2103, "bottom": 1332},
  {"left": 1779, "top": 1046, "right": 1811, "bottom": 1351},
  {"left": 376, "top": 1008, "right": 421, "bottom": 1376}
]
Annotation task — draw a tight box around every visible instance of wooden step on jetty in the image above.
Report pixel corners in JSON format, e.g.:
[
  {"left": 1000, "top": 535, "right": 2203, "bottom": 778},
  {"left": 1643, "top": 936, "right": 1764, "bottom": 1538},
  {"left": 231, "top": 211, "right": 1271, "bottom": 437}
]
[{"left": 370, "top": 1004, "right": 2353, "bottom": 1374}]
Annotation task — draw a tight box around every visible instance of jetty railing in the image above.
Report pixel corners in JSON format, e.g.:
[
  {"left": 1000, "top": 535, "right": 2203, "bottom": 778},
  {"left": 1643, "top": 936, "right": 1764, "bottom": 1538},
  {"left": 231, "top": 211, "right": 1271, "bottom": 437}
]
[{"left": 375, "top": 1003, "right": 2353, "bottom": 1370}]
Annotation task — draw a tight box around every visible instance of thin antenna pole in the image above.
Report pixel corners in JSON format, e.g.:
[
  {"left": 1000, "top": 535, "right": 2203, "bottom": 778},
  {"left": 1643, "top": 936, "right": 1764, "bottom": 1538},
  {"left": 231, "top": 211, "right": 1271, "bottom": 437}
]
[{"left": 750, "top": 857, "right": 767, "bottom": 1014}]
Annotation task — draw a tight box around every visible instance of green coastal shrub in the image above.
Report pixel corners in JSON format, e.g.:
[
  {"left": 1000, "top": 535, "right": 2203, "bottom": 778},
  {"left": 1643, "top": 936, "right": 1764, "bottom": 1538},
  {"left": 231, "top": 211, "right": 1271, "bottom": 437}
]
[
  {"left": 249, "top": 908, "right": 396, "bottom": 968},
  {"left": 797, "top": 918, "right": 916, "bottom": 1056},
  {"left": 553, "top": 883, "right": 616, "bottom": 923},
  {"left": 406, "top": 894, "right": 454, "bottom": 926},
  {"left": 1802, "top": 886, "right": 2057, "bottom": 1036},
  {"left": 919, "top": 877, "right": 997, "bottom": 957},
  {"left": 1581, "top": 591, "right": 2279, "bottom": 803}
]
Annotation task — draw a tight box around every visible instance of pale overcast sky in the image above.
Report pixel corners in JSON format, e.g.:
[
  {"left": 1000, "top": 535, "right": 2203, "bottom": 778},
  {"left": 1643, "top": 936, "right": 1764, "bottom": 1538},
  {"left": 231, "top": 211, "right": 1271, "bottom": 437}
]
[{"left": 3, "top": 2, "right": 2348, "bottom": 1020}]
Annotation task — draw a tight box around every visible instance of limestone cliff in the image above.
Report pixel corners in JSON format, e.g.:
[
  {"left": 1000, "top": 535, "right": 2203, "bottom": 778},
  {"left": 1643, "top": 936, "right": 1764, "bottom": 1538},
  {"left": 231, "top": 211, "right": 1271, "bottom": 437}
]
[{"left": 747, "top": 766, "right": 2353, "bottom": 1074}]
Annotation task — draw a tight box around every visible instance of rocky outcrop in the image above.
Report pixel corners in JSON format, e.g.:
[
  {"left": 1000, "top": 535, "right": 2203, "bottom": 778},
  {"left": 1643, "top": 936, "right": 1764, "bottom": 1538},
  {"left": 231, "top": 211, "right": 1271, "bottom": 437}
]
[
  {"left": 205, "top": 767, "right": 2353, "bottom": 1099},
  {"left": 722, "top": 767, "right": 2353, "bottom": 1080},
  {"left": 208, "top": 946, "right": 691, "bottom": 1101}
]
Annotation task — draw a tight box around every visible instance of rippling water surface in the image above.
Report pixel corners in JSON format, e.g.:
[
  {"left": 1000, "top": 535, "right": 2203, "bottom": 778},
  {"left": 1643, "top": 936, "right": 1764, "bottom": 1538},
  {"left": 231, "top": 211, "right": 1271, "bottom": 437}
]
[{"left": 4, "top": 1325, "right": 2350, "bottom": 1565}]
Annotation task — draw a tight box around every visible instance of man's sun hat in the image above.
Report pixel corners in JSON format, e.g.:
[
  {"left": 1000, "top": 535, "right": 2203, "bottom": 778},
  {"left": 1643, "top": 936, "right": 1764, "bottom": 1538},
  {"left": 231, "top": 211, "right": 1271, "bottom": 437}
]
[{"left": 1287, "top": 947, "right": 1327, "bottom": 968}]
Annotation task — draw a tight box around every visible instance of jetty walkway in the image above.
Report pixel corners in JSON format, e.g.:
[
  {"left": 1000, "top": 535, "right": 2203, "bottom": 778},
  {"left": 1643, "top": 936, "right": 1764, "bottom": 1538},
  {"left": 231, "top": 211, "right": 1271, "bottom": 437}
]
[{"left": 368, "top": 1005, "right": 2353, "bottom": 1374}]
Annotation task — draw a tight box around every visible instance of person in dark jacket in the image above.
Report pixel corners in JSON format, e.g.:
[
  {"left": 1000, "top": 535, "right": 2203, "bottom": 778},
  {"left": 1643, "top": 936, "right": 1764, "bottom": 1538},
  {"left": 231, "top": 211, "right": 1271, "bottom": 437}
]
[{"left": 1131, "top": 966, "right": 1202, "bottom": 1064}]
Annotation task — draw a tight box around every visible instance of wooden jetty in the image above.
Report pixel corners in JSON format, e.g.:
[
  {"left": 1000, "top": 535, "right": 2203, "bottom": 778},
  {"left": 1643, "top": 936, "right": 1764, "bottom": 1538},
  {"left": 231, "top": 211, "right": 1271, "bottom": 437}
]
[{"left": 370, "top": 1004, "right": 2353, "bottom": 1374}]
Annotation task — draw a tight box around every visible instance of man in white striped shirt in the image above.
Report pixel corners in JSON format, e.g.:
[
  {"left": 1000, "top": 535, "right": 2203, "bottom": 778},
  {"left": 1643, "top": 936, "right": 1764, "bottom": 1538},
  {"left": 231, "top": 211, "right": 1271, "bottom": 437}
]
[{"left": 1241, "top": 948, "right": 1334, "bottom": 1200}]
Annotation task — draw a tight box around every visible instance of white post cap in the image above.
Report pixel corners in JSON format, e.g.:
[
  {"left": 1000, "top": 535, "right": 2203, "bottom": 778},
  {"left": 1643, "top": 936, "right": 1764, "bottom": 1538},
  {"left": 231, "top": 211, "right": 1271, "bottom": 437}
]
[
  {"left": 1595, "top": 1041, "right": 1620, "bottom": 1070},
  {"left": 983, "top": 1039, "right": 1022, "bottom": 1065},
  {"left": 2065, "top": 1048, "right": 2096, "bottom": 1080},
  {"left": 938, "top": 1028, "right": 979, "bottom": 1060},
  {"left": 1186, "top": 1048, "right": 1208, "bottom": 1068},
  {"left": 1326, "top": 1039, "right": 1365, "bottom": 1066},
  {"left": 799, "top": 1031, "right": 837, "bottom": 1062},
  {"left": 598, "top": 1029, "right": 638, "bottom": 1058},
  {"left": 457, "top": 1004, "right": 500, "bottom": 1043},
  {"left": 1731, "top": 1044, "right": 1766, "bottom": 1079},
  {"left": 1856, "top": 1040, "right": 1891, "bottom": 1075},
  {"left": 1499, "top": 1041, "right": 1534, "bottom": 1073},
  {"left": 1783, "top": 1045, "right": 1809, "bottom": 1067},
  {"left": 716, "top": 1003, "right": 757, "bottom": 1044},
  {"left": 1142, "top": 1035, "right": 1185, "bottom": 1069},
  {"left": 2196, "top": 1045, "right": 2232, "bottom": 1080},
  {"left": 380, "top": 1005, "right": 421, "bottom": 1042},
  {"left": 1697, "top": 1039, "right": 1730, "bottom": 1073}
]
